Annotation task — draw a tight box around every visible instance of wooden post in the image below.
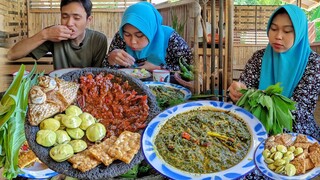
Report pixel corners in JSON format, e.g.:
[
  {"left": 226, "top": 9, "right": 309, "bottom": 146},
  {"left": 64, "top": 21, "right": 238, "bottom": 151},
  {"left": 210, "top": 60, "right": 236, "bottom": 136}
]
[
  {"left": 193, "top": 1, "right": 201, "bottom": 94},
  {"left": 224, "top": 0, "right": 234, "bottom": 100}
]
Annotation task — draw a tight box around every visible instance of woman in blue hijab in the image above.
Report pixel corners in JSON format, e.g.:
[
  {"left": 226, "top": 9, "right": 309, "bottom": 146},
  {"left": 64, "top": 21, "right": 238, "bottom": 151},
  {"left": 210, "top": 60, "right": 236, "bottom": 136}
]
[
  {"left": 229, "top": 4, "right": 320, "bottom": 142},
  {"left": 229, "top": 4, "right": 319, "bottom": 179},
  {"left": 104, "top": 2, "right": 192, "bottom": 71}
]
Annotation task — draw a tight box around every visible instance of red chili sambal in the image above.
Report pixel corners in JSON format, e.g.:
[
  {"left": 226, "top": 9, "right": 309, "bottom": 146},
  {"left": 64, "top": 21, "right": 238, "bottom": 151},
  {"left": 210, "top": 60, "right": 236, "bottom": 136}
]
[{"left": 77, "top": 73, "right": 149, "bottom": 137}]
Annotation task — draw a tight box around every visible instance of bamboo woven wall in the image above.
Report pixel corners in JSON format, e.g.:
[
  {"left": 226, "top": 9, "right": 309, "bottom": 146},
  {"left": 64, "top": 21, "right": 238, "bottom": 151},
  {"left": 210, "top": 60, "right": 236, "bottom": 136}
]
[
  {"left": 0, "top": 0, "right": 28, "bottom": 47},
  {"left": 27, "top": 2, "right": 195, "bottom": 47}
]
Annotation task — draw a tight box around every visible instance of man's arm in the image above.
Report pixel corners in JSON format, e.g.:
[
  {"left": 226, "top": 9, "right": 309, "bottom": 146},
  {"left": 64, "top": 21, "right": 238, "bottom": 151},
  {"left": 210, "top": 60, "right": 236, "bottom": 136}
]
[{"left": 7, "top": 25, "right": 72, "bottom": 60}]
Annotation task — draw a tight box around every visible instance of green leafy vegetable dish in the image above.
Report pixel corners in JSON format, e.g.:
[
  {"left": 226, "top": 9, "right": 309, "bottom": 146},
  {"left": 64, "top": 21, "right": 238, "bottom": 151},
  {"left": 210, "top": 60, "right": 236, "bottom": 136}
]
[{"left": 143, "top": 82, "right": 192, "bottom": 110}]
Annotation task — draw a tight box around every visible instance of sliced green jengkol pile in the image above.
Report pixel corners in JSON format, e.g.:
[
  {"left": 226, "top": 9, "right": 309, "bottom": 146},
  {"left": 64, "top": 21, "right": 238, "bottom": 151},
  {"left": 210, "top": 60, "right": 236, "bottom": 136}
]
[
  {"left": 0, "top": 63, "right": 41, "bottom": 179},
  {"left": 236, "top": 83, "right": 296, "bottom": 135}
]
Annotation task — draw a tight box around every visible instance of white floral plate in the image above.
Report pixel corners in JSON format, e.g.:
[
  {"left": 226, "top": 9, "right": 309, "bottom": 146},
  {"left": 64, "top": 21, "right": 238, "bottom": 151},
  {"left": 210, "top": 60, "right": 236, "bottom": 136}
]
[
  {"left": 48, "top": 68, "right": 81, "bottom": 78},
  {"left": 254, "top": 133, "right": 320, "bottom": 180},
  {"left": 143, "top": 81, "right": 192, "bottom": 100},
  {"left": 19, "top": 162, "right": 58, "bottom": 179},
  {"left": 142, "top": 100, "right": 268, "bottom": 180}
]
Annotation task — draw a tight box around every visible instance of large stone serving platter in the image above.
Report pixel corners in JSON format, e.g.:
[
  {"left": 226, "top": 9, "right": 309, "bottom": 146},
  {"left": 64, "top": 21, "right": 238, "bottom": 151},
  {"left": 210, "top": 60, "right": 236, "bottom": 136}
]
[{"left": 25, "top": 67, "right": 160, "bottom": 179}]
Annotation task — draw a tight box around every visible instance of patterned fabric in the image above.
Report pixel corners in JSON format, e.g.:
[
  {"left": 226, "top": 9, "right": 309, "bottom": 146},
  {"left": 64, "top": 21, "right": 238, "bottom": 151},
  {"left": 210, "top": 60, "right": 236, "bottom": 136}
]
[
  {"left": 259, "top": 5, "right": 311, "bottom": 98},
  {"left": 240, "top": 49, "right": 320, "bottom": 141},
  {"left": 104, "top": 31, "right": 193, "bottom": 71},
  {"left": 238, "top": 48, "right": 320, "bottom": 180}
]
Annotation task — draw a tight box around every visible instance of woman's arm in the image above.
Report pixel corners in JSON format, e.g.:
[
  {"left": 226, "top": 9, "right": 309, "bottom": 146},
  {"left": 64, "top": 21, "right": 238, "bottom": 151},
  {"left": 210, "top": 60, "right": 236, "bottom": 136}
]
[
  {"left": 164, "top": 32, "right": 193, "bottom": 71},
  {"left": 105, "top": 32, "right": 135, "bottom": 67}
]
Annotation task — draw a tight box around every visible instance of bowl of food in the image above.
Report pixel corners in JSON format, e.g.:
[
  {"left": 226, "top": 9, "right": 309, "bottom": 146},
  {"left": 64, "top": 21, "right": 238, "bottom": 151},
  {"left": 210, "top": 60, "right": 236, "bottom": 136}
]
[
  {"left": 254, "top": 133, "right": 320, "bottom": 179},
  {"left": 143, "top": 81, "right": 192, "bottom": 110},
  {"left": 142, "top": 100, "right": 268, "bottom": 179},
  {"left": 24, "top": 67, "right": 161, "bottom": 179},
  {"left": 119, "top": 68, "right": 151, "bottom": 80}
]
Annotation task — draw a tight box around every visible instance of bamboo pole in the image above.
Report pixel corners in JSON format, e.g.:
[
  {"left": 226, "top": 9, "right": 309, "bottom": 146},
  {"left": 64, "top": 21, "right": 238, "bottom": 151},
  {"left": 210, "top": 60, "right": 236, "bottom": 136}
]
[{"left": 210, "top": 0, "right": 216, "bottom": 94}]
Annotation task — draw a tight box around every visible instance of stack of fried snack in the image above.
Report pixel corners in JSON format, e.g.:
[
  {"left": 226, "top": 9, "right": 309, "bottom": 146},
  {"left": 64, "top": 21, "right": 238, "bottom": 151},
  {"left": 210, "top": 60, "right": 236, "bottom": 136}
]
[
  {"left": 265, "top": 133, "right": 320, "bottom": 175},
  {"left": 68, "top": 131, "right": 141, "bottom": 172},
  {"left": 28, "top": 76, "right": 79, "bottom": 126},
  {"left": 18, "top": 141, "right": 41, "bottom": 169}
]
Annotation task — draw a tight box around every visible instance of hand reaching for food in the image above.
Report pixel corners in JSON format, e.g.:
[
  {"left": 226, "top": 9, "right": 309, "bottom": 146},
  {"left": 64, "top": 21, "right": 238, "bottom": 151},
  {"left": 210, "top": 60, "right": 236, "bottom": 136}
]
[
  {"left": 228, "top": 81, "right": 247, "bottom": 103},
  {"left": 108, "top": 49, "right": 135, "bottom": 67}
]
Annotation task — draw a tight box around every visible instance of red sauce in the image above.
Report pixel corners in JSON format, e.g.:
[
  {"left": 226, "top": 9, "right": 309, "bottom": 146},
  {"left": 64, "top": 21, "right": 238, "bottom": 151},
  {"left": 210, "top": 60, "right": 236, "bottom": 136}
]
[{"left": 77, "top": 73, "right": 149, "bottom": 137}]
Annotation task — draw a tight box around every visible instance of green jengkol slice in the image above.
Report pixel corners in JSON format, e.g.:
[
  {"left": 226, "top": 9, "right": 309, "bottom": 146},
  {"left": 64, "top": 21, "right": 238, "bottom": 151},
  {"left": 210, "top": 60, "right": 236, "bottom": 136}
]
[{"left": 236, "top": 83, "right": 296, "bottom": 135}]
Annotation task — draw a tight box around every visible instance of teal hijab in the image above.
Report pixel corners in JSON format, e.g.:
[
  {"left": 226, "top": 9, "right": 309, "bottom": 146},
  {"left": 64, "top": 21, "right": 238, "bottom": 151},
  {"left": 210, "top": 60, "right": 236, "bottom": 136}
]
[
  {"left": 259, "top": 4, "right": 311, "bottom": 98},
  {"left": 119, "top": 2, "right": 174, "bottom": 66}
]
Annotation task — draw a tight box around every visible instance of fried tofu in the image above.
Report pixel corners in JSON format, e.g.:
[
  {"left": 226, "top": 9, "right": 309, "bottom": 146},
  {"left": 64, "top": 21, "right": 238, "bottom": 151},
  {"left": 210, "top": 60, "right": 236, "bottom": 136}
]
[
  {"left": 68, "top": 149, "right": 101, "bottom": 172},
  {"left": 107, "top": 131, "right": 141, "bottom": 164},
  {"left": 89, "top": 136, "right": 117, "bottom": 166}
]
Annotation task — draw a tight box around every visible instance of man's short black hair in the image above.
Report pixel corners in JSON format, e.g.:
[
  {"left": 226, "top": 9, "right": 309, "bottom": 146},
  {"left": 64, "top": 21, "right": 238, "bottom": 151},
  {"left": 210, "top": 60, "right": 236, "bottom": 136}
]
[{"left": 60, "top": 0, "right": 92, "bottom": 18}]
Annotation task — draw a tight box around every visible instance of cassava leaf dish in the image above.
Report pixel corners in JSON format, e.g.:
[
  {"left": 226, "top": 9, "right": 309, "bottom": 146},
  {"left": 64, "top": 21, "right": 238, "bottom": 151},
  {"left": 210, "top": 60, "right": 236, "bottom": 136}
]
[{"left": 236, "top": 83, "right": 296, "bottom": 135}]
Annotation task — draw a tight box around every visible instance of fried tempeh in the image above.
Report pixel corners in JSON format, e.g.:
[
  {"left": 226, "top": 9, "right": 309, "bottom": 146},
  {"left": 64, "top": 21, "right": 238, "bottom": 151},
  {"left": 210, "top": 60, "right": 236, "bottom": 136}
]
[
  {"left": 107, "top": 131, "right": 141, "bottom": 164},
  {"left": 18, "top": 150, "right": 40, "bottom": 169},
  {"left": 68, "top": 149, "right": 101, "bottom": 172},
  {"left": 89, "top": 136, "right": 117, "bottom": 166}
]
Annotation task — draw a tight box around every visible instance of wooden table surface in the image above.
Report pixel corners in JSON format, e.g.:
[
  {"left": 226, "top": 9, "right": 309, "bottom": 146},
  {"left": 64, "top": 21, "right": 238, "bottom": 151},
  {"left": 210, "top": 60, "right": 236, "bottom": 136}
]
[{"left": 0, "top": 48, "right": 53, "bottom": 92}]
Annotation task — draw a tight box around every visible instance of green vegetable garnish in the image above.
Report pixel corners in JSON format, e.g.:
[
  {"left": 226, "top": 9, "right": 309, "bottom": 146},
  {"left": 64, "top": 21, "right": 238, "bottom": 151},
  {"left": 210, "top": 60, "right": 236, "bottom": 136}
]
[
  {"left": 236, "top": 83, "right": 296, "bottom": 135},
  {"left": 0, "top": 63, "right": 42, "bottom": 179}
]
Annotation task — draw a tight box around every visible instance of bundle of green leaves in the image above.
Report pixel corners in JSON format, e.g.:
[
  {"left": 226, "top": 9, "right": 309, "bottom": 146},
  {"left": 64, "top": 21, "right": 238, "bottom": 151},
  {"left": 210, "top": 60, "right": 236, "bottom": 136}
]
[
  {"left": 0, "top": 63, "right": 41, "bottom": 179},
  {"left": 236, "top": 83, "right": 296, "bottom": 135}
]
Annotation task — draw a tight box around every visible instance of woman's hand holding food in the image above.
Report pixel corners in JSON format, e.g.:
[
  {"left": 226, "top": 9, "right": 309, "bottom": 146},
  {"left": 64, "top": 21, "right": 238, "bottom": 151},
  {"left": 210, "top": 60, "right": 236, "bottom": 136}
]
[
  {"left": 108, "top": 49, "right": 135, "bottom": 67},
  {"left": 228, "top": 81, "right": 247, "bottom": 103},
  {"left": 138, "top": 61, "right": 161, "bottom": 71}
]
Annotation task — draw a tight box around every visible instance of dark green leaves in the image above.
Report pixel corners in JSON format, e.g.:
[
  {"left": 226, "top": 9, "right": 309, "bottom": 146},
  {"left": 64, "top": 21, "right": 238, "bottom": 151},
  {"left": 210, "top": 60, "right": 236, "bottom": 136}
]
[{"left": 236, "top": 83, "right": 296, "bottom": 135}]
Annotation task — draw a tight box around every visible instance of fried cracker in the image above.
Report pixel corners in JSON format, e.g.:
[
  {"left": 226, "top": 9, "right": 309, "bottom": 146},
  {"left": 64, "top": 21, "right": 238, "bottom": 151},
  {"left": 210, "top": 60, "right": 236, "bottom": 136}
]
[
  {"left": 293, "top": 142, "right": 312, "bottom": 149},
  {"left": 68, "top": 149, "right": 101, "bottom": 172},
  {"left": 107, "top": 131, "right": 141, "bottom": 164},
  {"left": 295, "top": 134, "right": 308, "bottom": 143},
  {"left": 305, "top": 157, "right": 315, "bottom": 171},
  {"left": 309, "top": 149, "right": 320, "bottom": 167},
  {"left": 89, "top": 136, "right": 117, "bottom": 166},
  {"left": 309, "top": 142, "right": 320, "bottom": 152},
  {"left": 291, "top": 158, "right": 306, "bottom": 174},
  {"left": 18, "top": 150, "right": 39, "bottom": 169}
]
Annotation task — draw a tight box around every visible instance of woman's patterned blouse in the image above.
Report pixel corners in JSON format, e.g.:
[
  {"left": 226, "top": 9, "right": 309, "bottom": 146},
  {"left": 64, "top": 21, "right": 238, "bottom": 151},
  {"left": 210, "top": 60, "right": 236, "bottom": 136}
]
[
  {"left": 239, "top": 48, "right": 320, "bottom": 141},
  {"left": 103, "top": 31, "right": 193, "bottom": 71}
]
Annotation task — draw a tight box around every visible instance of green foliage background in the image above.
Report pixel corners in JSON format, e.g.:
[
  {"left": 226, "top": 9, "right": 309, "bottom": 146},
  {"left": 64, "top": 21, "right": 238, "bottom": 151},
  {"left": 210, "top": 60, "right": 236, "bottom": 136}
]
[{"left": 234, "top": 0, "right": 320, "bottom": 42}]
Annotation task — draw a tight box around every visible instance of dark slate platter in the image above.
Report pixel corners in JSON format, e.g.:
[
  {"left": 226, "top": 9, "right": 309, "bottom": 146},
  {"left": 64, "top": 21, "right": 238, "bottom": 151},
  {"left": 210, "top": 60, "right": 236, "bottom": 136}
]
[{"left": 25, "top": 67, "right": 161, "bottom": 180}]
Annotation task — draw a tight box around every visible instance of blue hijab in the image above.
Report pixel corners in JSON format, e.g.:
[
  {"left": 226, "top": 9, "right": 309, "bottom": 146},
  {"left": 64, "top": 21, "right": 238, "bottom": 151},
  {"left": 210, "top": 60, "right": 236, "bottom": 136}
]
[
  {"left": 119, "top": 2, "right": 174, "bottom": 66},
  {"left": 259, "top": 4, "right": 311, "bottom": 98}
]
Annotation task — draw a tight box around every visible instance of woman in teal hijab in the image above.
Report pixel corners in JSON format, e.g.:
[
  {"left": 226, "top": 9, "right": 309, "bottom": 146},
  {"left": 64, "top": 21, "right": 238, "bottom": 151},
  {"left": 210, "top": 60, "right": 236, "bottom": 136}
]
[
  {"left": 105, "top": 2, "right": 192, "bottom": 71},
  {"left": 230, "top": 4, "right": 320, "bottom": 179},
  {"left": 259, "top": 4, "right": 311, "bottom": 98},
  {"left": 229, "top": 4, "right": 320, "bottom": 143}
]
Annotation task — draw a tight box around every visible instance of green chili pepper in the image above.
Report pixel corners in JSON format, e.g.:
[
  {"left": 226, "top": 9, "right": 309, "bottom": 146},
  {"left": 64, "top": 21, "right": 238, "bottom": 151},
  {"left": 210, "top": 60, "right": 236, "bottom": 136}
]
[
  {"left": 179, "top": 57, "right": 194, "bottom": 81},
  {"left": 179, "top": 57, "right": 188, "bottom": 73},
  {"left": 181, "top": 58, "right": 194, "bottom": 72}
]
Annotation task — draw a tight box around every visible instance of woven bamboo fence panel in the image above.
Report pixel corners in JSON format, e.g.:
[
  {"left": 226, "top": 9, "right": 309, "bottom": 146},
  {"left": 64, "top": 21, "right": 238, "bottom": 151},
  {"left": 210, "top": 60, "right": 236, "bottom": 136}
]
[{"left": 0, "top": 0, "right": 28, "bottom": 47}]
